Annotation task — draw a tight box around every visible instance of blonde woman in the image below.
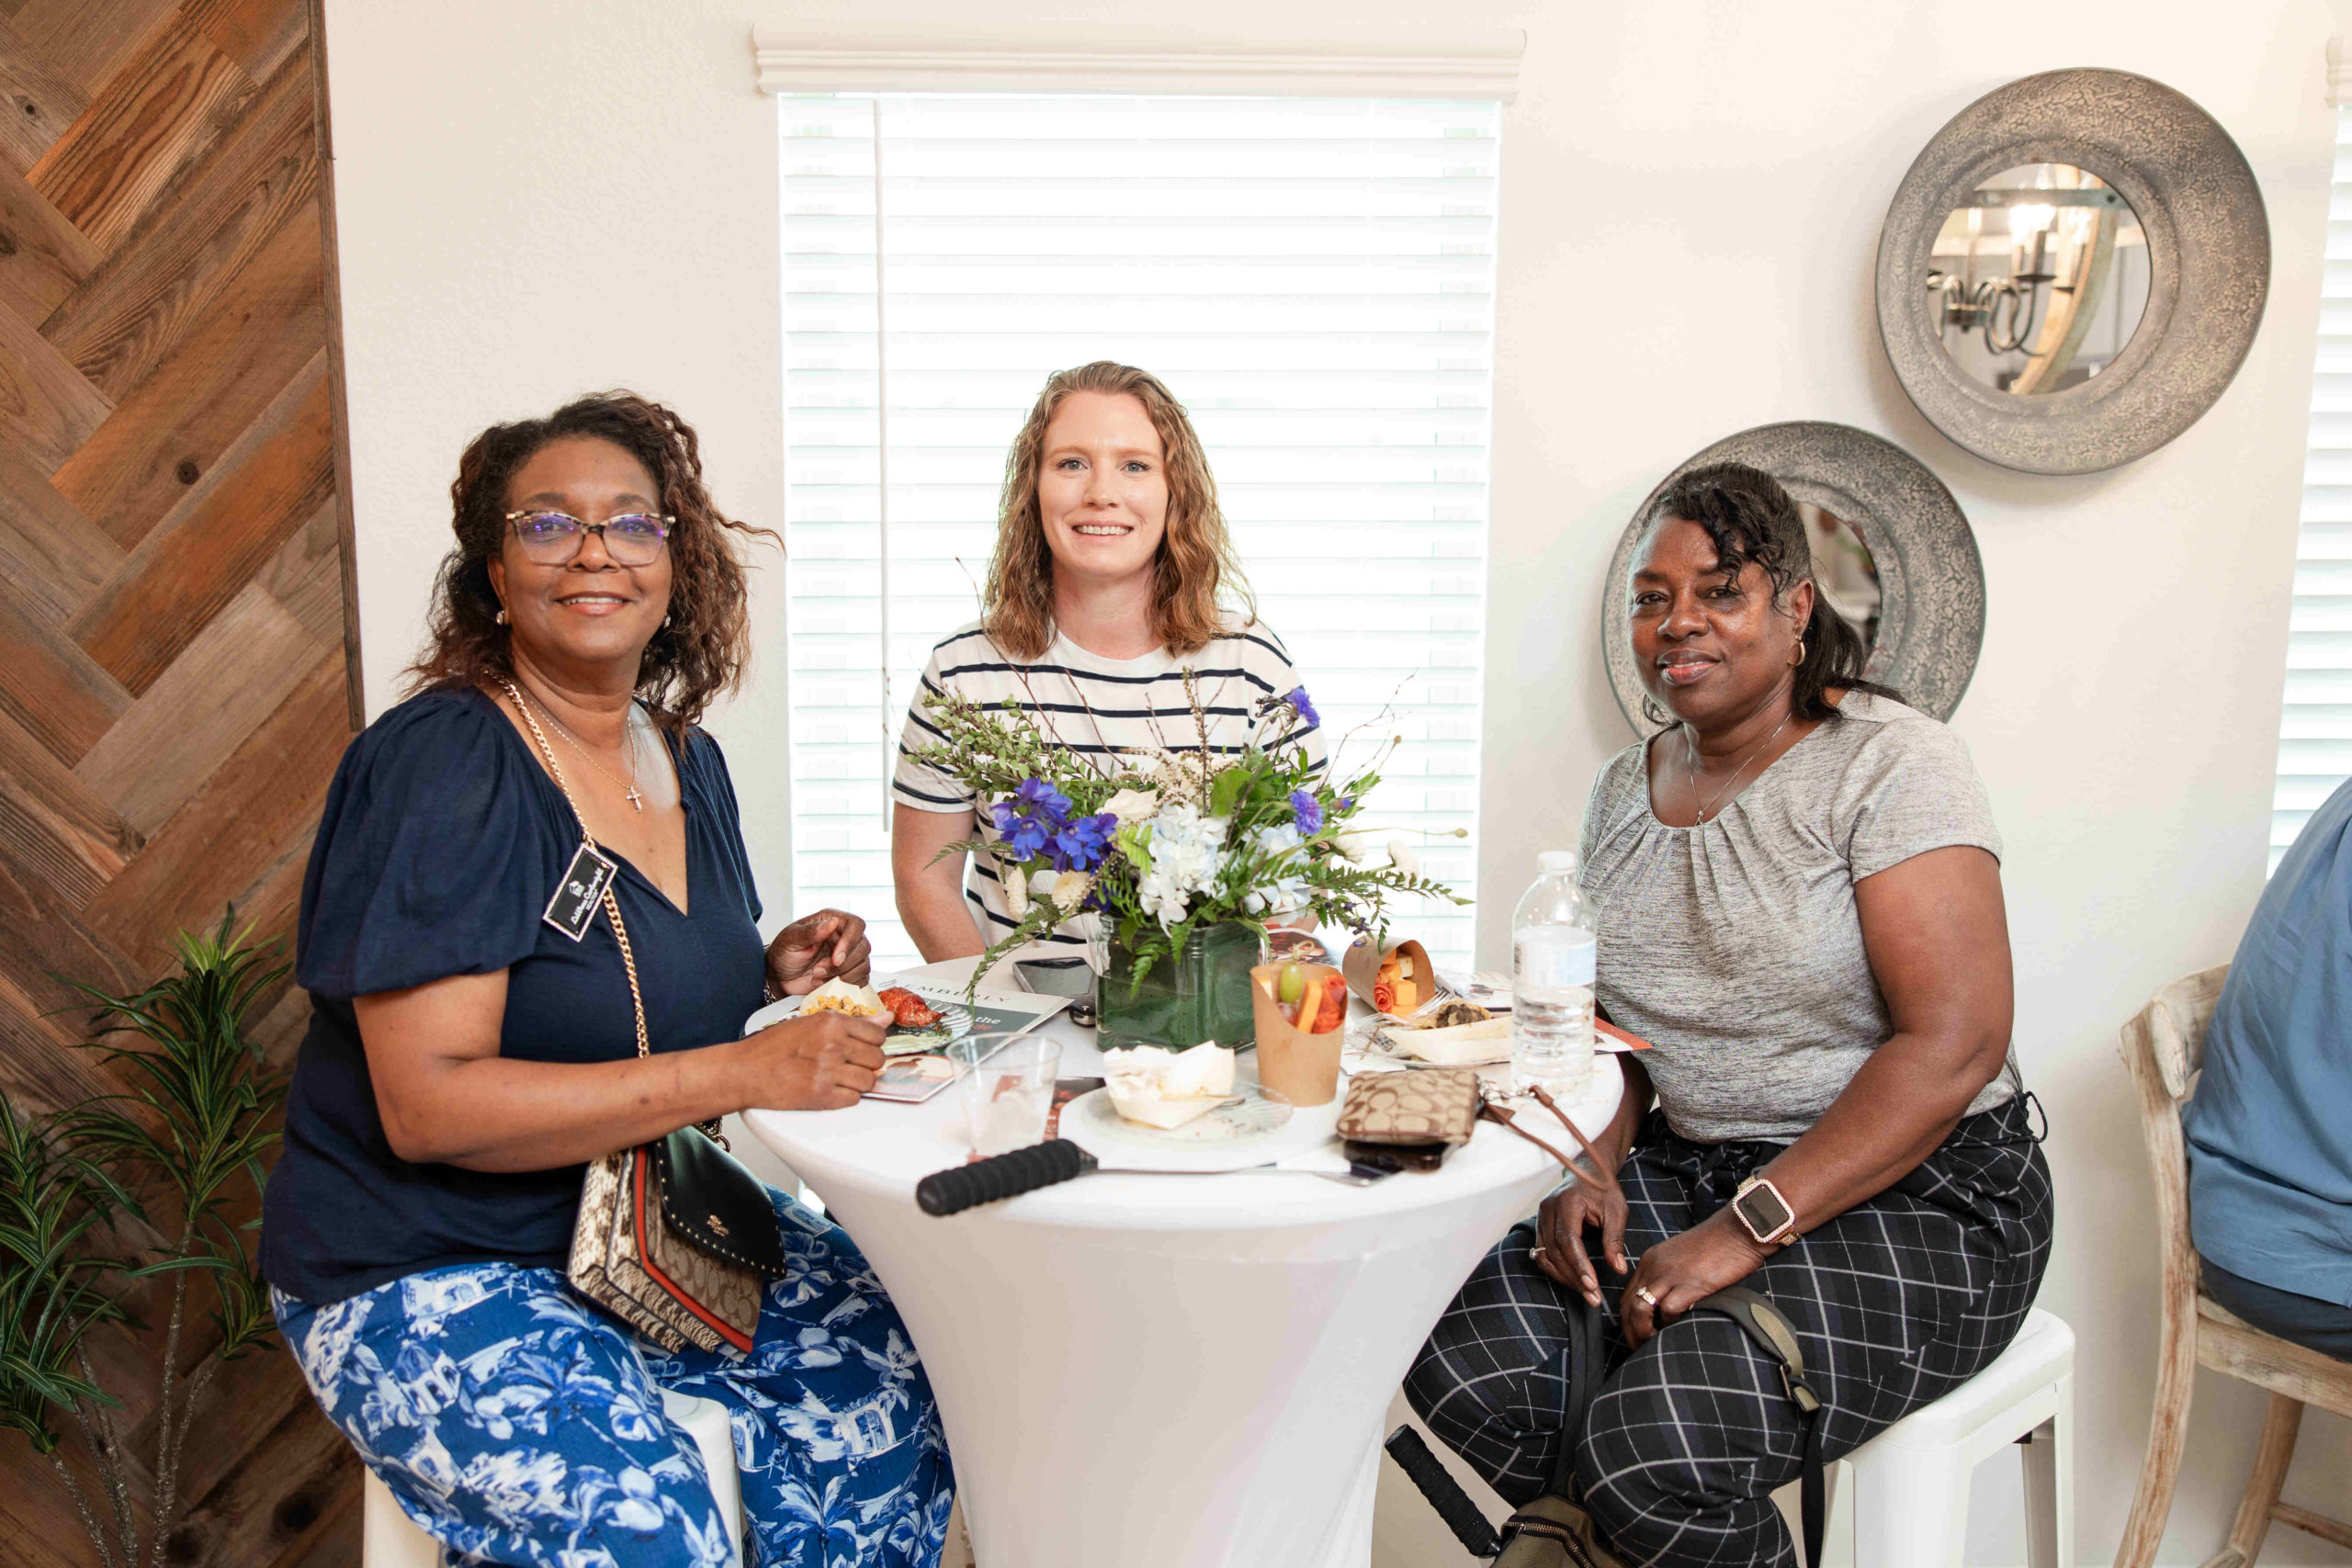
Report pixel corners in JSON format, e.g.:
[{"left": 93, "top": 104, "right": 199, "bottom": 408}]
[{"left": 893, "top": 361, "right": 1324, "bottom": 962}]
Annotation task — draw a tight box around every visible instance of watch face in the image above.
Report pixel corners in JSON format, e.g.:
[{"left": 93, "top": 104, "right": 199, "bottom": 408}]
[{"left": 1738, "top": 1183, "right": 1793, "bottom": 1237}]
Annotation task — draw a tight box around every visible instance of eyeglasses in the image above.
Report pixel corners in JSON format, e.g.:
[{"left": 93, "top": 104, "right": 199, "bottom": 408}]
[{"left": 504, "top": 510, "right": 673, "bottom": 567}]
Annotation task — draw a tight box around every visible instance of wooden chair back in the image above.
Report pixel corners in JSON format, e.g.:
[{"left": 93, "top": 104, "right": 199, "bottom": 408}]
[
  {"left": 2115, "top": 963, "right": 2352, "bottom": 1568},
  {"left": 2116, "top": 964, "right": 2229, "bottom": 1275}
]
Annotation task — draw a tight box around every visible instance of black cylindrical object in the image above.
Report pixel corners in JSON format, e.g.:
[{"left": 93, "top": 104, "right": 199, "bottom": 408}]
[
  {"left": 916, "top": 1139, "right": 1096, "bottom": 1215},
  {"left": 1384, "top": 1425, "right": 1502, "bottom": 1559}
]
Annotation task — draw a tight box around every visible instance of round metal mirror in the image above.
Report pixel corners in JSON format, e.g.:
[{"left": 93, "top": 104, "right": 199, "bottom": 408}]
[
  {"left": 1876, "top": 69, "right": 2267, "bottom": 474},
  {"left": 1601, "top": 422, "right": 1985, "bottom": 728},
  {"left": 1929, "top": 163, "right": 2150, "bottom": 395}
]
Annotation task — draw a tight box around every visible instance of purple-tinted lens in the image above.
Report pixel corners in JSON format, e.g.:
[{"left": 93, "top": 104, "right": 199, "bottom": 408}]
[
  {"left": 514, "top": 512, "right": 582, "bottom": 551},
  {"left": 600, "top": 513, "right": 667, "bottom": 563}
]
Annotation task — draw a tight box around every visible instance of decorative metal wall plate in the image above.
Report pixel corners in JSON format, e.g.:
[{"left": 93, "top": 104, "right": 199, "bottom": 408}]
[
  {"left": 1875, "top": 68, "right": 2267, "bottom": 475},
  {"left": 1602, "top": 422, "right": 1985, "bottom": 728}
]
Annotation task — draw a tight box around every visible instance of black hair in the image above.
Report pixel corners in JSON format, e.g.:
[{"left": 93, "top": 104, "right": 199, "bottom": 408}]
[{"left": 1641, "top": 461, "right": 1900, "bottom": 727}]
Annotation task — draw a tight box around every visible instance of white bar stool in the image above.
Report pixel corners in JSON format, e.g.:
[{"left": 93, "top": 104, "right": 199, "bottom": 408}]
[
  {"left": 362, "top": 1388, "right": 745, "bottom": 1566},
  {"left": 1829, "top": 1307, "right": 2075, "bottom": 1567}
]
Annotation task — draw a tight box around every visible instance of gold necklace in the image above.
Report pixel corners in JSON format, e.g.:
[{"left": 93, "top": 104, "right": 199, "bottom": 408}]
[
  {"left": 514, "top": 682, "right": 645, "bottom": 812},
  {"left": 1686, "top": 711, "right": 1792, "bottom": 824}
]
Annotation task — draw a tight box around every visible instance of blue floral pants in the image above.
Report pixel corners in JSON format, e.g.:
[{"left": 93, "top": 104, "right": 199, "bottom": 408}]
[{"left": 274, "top": 1189, "right": 954, "bottom": 1567}]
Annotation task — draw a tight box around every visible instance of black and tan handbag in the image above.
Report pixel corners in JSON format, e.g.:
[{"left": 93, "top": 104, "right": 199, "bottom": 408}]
[{"left": 498, "top": 680, "right": 786, "bottom": 1355}]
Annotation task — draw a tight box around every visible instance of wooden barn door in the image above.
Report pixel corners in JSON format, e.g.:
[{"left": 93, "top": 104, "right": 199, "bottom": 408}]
[{"left": 0, "top": 0, "right": 361, "bottom": 1560}]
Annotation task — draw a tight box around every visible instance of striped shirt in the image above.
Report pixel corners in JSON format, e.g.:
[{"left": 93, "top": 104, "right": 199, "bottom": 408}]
[{"left": 893, "top": 616, "right": 1326, "bottom": 954}]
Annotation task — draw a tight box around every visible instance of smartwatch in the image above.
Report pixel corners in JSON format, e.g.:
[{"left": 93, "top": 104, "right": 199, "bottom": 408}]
[{"left": 1731, "top": 1175, "right": 1798, "bottom": 1247}]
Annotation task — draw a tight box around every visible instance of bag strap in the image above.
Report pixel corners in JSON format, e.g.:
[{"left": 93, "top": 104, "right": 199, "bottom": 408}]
[
  {"left": 1690, "top": 1286, "right": 1826, "bottom": 1568},
  {"left": 1546, "top": 1292, "right": 1608, "bottom": 1497},
  {"left": 500, "top": 679, "right": 651, "bottom": 1062}
]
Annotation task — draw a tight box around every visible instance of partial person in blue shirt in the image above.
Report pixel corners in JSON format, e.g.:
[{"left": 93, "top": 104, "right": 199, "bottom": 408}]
[{"left": 2183, "top": 774, "right": 2352, "bottom": 1361}]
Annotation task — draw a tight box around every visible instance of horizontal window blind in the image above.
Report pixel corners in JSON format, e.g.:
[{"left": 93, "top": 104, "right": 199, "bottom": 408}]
[
  {"left": 780, "top": 93, "right": 1499, "bottom": 974},
  {"left": 2273, "top": 106, "right": 2352, "bottom": 873}
]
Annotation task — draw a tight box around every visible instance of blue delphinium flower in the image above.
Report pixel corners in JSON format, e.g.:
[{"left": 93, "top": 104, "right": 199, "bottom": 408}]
[
  {"left": 1051, "top": 812, "right": 1118, "bottom": 873},
  {"left": 990, "top": 777, "right": 1073, "bottom": 863},
  {"left": 1290, "top": 789, "right": 1323, "bottom": 834},
  {"left": 1286, "top": 686, "right": 1319, "bottom": 728},
  {"left": 1016, "top": 776, "right": 1072, "bottom": 819}
]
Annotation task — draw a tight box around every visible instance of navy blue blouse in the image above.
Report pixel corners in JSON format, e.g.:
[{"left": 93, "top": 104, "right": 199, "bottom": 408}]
[{"left": 259, "top": 687, "right": 767, "bottom": 1305}]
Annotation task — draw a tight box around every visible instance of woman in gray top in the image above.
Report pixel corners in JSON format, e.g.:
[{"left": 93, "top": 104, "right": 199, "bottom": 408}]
[{"left": 1408, "top": 465, "right": 2051, "bottom": 1566}]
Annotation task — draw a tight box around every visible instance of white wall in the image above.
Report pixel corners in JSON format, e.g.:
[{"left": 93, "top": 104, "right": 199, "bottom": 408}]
[{"left": 323, "top": 0, "right": 2350, "bottom": 1560}]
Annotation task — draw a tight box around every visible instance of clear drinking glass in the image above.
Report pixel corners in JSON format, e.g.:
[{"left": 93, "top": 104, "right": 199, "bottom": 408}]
[{"left": 955, "top": 1032, "right": 1061, "bottom": 1156}]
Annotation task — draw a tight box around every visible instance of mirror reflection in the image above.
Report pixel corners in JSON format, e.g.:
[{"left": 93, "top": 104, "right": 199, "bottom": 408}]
[
  {"left": 1803, "top": 503, "right": 1881, "bottom": 652},
  {"left": 1925, "top": 163, "right": 2150, "bottom": 395}
]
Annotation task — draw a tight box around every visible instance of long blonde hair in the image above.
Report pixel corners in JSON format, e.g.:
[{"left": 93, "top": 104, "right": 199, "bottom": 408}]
[{"left": 982, "top": 361, "right": 1253, "bottom": 660}]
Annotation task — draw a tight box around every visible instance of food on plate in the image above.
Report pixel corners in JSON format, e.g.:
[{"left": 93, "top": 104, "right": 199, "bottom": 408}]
[
  {"left": 877, "top": 987, "right": 942, "bottom": 1030},
  {"left": 804, "top": 979, "right": 887, "bottom": 1018},
  {"left": 1430, "top": 999, "right": 1492, "bottom": 1029},
  {"left": 1374, "top": 949, "right": 1421, "bottom": 1014},
  {"left": 1384, "top": 1016, "right": 1512, "bottom": 1067},
  {"left": 1102, "top": 1042, "right": 1237, "bottom": 1130}
]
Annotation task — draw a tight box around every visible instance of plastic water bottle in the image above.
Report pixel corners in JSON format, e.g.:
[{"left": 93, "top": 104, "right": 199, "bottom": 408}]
[{"left": 1511, "top": 850, "right": 1596, "bottom": 1100}]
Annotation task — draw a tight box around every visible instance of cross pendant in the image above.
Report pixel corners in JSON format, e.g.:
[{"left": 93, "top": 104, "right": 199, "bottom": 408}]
[{"left": 627, "top": 787, "right": 644, "bottom": 812}]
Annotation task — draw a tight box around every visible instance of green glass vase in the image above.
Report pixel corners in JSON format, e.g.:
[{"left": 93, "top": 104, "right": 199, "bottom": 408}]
[{"left": 1097, "top": 921, "right": 1267, "bottom": 1052}]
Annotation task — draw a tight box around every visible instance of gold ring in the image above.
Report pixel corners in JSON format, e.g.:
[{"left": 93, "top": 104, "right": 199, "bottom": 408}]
[{"left": 1635, "top": 1285, "right": 1659, "bottom": 1307}]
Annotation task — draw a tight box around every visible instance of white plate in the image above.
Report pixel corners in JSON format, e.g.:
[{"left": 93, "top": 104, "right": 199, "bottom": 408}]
[
  {"left": 754, "top": 995, "right": 974, "bottom": 1055},
  {"left": 1060, "top": 1084, "right": 1337, "bottom": 1173},
  {"left": 1343, "top": 1013, "right": 1511, "bottom": 1071}
]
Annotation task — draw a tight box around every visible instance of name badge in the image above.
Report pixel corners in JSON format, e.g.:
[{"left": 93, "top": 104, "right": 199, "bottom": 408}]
[{"left": 544, "top": 840, "right": 620, "bottom": 942}]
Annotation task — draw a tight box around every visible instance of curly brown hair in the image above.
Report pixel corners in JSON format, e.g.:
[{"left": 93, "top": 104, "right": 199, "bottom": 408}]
[
  {"left": 406, "top": 391, "right": 776, "bottom": 730},
  {"left": 983, "top": 361, "right": 1254, "bottom": 660}
]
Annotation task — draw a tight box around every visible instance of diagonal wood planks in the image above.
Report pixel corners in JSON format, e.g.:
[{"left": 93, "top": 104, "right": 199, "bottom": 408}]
[{"left": 0, "top": 0, "right": 359, "bottom": 1561}]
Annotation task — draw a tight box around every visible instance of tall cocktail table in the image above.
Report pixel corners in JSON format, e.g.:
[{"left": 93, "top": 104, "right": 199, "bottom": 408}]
[{"left": 742, "top": 959, "right": 1622, "bottom": 1568}]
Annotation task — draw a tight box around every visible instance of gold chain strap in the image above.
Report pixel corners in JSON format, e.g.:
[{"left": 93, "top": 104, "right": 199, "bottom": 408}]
[{"left": 498, "top": 678, "right": 650, "bottom": 1061}]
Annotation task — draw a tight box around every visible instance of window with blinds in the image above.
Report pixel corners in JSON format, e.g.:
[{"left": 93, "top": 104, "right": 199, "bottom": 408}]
[
  {"left": 778, "top": 93, "right": 1500, "bottom": 973},
  {"left": 2271, "top": 107, "right": 2352, "bottom": 873}
]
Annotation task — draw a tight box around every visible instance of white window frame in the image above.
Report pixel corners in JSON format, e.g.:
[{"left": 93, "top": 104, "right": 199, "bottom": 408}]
[
  {"left": 757, "top": 26, "right": 1521, "bottom": 968},
  {"left": 750, "top": 24, "right": 1524, "bottom": 102},
  {"left": 2268, "top": 39, "right": 2352, "bottom": 873}
]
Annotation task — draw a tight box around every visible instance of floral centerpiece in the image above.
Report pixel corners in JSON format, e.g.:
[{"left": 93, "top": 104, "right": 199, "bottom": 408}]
[{"left": 904, "top": 678, "right": 1464, "bottom": 1049}]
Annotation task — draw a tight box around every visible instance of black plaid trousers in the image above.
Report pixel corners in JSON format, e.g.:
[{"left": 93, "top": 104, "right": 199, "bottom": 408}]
[{"left": 1405, "top": 1094, "right": 2052, "bottom": 1567}]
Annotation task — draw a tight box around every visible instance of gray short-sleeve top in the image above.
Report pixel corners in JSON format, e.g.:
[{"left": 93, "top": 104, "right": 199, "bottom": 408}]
[{"left": 1577, "top": 692, "right": 2011, "bottom": 1144}]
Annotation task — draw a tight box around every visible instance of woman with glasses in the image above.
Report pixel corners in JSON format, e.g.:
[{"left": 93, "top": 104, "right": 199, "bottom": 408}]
[
  {"left": 260, "top": 392, "right": 955, "bottom": 1567},
  {"left": 892, "top": 360, "right": 1324, "bottom": 964}
]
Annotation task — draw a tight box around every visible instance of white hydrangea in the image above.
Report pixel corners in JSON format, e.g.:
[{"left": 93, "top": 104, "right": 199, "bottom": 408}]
[
  {"left": 1241, "top": 822, "right": 1310, "bottom": 918},
  {"left": 1137, "top": 802, "right": 1228, "bottom": 926}
]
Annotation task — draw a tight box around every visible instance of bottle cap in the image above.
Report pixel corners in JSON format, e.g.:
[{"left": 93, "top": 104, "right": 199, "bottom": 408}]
[{"left": 1538, "top": 850, "right": 1577, "bottom": 873}]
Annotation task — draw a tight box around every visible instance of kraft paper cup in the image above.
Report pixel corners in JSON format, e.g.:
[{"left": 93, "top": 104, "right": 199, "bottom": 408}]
[
  {"left": 1250, "top": 962, "right": 1345, "bottom": 1107},
  {"left": 1341, "top": 937, "right": 1436, "bottom": 1017}
]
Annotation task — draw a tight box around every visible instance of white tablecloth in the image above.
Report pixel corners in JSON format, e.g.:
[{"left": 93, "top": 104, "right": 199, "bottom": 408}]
[{"left": 741, "top": 960, "right": 1623, "bottom": 1568}]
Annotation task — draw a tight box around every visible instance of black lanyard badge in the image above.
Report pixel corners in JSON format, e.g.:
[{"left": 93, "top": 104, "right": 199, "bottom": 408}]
[{"left": 545, "top": 840, "right": 621, "bottom": 941}]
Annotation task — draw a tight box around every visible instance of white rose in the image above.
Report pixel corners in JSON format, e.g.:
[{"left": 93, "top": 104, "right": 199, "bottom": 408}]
[
  {"left": 1333, "top": 829, "right": 1377, "bottom": 865},
  {"left": 1052, "top": 870, "right": 1093, "bottom": 915},
  {"left": 1387, "top": 838, "right": 1422, "bottom": 876},
  {"left": 1102, "top": 787, "right": 1160, "bottom": 826}
]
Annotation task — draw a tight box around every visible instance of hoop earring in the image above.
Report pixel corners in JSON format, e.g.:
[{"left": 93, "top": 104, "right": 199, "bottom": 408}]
[
  {"left": 1791, "top": 638, "right": 1805, "bottom": 668},
  {"left": 495, "top": 607, "right": 509, "bottom": 626}
]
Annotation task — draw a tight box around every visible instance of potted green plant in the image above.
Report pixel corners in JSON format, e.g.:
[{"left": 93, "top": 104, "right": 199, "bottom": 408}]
[{"left": 0, "top": 916, "right": 289, "bottom": 1568}]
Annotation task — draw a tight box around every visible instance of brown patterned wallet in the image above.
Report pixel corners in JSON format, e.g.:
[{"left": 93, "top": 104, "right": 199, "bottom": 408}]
[{"left": 1336, "top": 1067, "right": 1483, "bottom": 1172}]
